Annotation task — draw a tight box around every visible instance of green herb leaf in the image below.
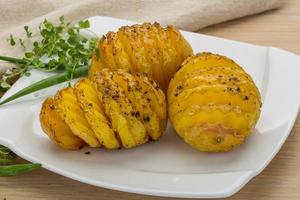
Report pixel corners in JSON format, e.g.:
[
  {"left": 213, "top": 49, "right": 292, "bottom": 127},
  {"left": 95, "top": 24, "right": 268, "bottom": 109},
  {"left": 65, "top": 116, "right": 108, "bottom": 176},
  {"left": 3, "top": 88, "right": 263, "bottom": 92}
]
[
  {"left": 0, "top": 145, "right": 15, "bottom": 163},
  {"left": 59, "top": 16, "right": 65, "bottom": 23},
  {"left": 9, "top": 34, "right": 16, "bottom": 46},
  {"left": 78, "top": 20, "right": 90, "bottom": 28},
  {"left": 0, "top": 82, "right": 11, "bottom": 89},
  {"left": 24, "top": 25, "right": 32, "bottom": 38},
  {"left": 24, "top": 52, "right": 33, "bottom": 58},
  {"left": 19, "top": 38, "right": 26, "bottom": 49}
]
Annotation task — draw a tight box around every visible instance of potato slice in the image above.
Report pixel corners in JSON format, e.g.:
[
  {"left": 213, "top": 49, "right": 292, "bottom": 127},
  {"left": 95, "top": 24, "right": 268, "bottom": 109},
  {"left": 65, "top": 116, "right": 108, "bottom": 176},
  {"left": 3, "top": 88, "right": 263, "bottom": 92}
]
[
  {"left": 93, "top": 69, "right": 148, "bottom": 148},
  {"left": 134, "top": 73, "right": 167, "bottom": 121},
  {"left": 40, "top": 97, "right": 85, "bottom": 150},
  {"left": 74, "top": 78, "right": 120, "bottom": 149},
  {"left": 168, "top": 65, "right": 248, "bottom": 101},
  {"left": 88, "top": 53, "right": 104, "bottom": 78},
  {"left": 54, "top": 87, "right": 101, "bottom": 147},
  {"left": 112, "top": 70, "right": 163, "bottom": 140},
  {"left": 99, "top": 34, "right": 118, "bottom": 70}
]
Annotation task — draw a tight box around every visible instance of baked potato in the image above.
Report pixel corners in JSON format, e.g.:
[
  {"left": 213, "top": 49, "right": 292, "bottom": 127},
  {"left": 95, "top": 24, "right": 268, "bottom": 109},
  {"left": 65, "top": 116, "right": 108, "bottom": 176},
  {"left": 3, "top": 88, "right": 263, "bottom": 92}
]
[
  {"left": 40, "top": 68, "right": 167, "bottom": 150},
  {"left": 88, "top": 22, "right": 193, "bottom": 92},
  {"left": 168, "top": 52, "right": 262, "bottom": 152}
]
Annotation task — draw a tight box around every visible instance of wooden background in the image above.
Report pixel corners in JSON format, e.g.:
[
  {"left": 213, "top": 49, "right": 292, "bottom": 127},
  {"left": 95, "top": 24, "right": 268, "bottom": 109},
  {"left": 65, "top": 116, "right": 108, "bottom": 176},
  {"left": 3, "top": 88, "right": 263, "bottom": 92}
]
[{"left": 1, "top": 0, "right": 300, "bottom": 199}]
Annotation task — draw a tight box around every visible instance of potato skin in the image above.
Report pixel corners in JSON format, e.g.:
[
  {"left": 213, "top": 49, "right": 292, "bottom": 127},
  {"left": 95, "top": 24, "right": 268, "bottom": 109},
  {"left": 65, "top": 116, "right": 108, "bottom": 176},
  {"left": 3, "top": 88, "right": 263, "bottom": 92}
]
[
  {"left": 40, "top": 97, "right": 85, "bottom": 150},
  {"left": 89, "top": 22, "right": 193, "bottom": 92},
  {"left": 168, "top": 52, "right": 262, "bottom": 152}
]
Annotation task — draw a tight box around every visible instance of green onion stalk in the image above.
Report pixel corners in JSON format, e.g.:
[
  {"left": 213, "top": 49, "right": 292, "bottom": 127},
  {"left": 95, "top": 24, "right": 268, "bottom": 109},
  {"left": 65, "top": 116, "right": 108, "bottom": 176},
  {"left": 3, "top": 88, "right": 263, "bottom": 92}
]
[
  {"left": 0, "top": 145, "right": 41, "bottom": 177},
  {"left": 0, "top": 163, "right": 41, "bottom": 176},
  {"left": 0, "top": 60, "right": 88, "bottom": 105}
]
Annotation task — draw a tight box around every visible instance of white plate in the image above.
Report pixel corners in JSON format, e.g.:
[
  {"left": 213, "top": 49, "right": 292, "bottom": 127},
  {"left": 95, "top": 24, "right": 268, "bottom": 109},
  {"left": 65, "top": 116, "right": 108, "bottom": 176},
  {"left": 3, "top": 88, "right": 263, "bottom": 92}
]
[{"left": 0, "top": 16, "right": 300, "bottom": 199}]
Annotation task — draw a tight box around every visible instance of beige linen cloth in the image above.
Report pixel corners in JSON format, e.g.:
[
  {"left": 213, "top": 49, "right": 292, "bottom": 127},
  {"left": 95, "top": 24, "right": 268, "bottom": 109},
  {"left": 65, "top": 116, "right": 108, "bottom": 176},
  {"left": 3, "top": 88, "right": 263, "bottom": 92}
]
[{"left": 0, "top": 0, "right": 283, "bottom": 73}]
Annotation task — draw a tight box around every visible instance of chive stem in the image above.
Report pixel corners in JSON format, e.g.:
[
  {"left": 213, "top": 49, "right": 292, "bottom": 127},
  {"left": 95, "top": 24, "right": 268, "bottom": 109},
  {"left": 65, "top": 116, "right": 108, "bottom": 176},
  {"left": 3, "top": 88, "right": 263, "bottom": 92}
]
[
  {"left": 0, "top": 55, "right": 26, "bottom": 64},
  {"left": 0, "top": 65, "right": 88, "bottom": 105},
  {"left": 0, "top": 163, "right": 41, "bottom": 176}
]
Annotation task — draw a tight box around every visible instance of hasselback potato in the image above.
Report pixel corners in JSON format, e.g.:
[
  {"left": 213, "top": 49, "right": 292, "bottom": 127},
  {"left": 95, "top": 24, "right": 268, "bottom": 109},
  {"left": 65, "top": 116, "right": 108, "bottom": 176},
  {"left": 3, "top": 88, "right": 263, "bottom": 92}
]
[
  {"left": 88, "top": 22, "right": 193, "bottom": 92},
  {"left": 40, "top": 68, "right": 167, "bottom": 150},
  {"left": 168, "top": 52, "right": 262, "bottom": 152}
]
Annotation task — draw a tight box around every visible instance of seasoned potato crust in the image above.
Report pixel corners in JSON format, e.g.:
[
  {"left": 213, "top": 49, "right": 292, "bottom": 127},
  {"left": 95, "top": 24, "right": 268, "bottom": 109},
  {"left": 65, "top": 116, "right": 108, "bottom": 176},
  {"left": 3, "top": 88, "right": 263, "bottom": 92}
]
[
  {"left": 168, "top": 52, "right": 261, "bottom": 152},
  {"left": 89, "top": 22, "right": 193, "bottom": 92}
]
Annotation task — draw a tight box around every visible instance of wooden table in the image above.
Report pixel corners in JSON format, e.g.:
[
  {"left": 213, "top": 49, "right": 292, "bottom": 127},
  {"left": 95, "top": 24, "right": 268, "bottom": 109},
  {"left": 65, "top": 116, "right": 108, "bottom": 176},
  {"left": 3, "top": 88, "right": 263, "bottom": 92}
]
[{"left": 1, "top": 1, "right": 300, "bottom": 199}]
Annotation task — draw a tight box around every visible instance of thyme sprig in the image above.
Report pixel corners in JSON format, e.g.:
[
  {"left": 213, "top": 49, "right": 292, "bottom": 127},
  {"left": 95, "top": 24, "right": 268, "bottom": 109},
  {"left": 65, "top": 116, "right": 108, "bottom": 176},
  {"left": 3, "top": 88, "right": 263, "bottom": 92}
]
[{"left": 0, "top": 16, "right": 98, "bottom": 90}]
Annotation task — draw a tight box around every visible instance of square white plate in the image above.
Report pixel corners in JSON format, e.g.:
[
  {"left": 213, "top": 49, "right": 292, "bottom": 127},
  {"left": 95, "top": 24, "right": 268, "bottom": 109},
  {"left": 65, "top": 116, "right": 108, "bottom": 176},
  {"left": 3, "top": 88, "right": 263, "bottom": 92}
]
[{"left": 0, "top": 16, "right": 300, "bottom": 198}]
